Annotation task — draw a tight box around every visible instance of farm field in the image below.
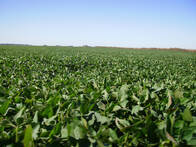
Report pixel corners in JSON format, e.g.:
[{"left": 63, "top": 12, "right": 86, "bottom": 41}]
[{"left": 0, "top": 45, "right": 196, "bottom": 146}]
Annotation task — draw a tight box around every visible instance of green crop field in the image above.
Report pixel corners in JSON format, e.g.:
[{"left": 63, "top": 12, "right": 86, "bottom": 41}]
[{"left": 0, "top": 45, "right": 196, "bottom": 146}]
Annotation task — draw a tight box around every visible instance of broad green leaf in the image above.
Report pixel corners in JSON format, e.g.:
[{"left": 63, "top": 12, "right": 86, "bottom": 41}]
[
  {"left": 97, "top": 140, "right": 104, "bottom": 147},
  {"left": 188, "top": 139, "right": 196, "bottom": 145},
  {"left": 120, "top": 100, "right": 128, "bottom": 108},
  {"left": 49, "top": 122, "right": 61, "bottom": 138},
  {"left": 108, "top": 128, "right": 118, "bottom": 142},
  {"left": 97, "top": 101, "right": 106, "bottom": 110},
  {"left": 115, "top": 118, "right": 130, "bottom": 130},
  {"left": 102, "top": 90, "right": 108, "bottom": 100},
  {"left": 42, "top": 105, "right": 53, "bottom": 118},
  {"left": 14, "top": 107, "right": 25, "bottom": 121},
  {"left": 157, "top": 120, "right": 166, "bottom": 130},
  {"left": 131, "top": 105, "right": 143, "bottom": 115},
  {"left": 61, "top": 126, "right": 68, "bottom": 138},
  {"left": 112, "top": 105, "right": 121, "bottom": 112},
  {"left": 174, "top": 120, "right": 184, "bottom": 129},
  {"left": 95, "top": 112, "right": 109, "bottom": 124},
  {"left": 132, "top": 94, "right": 139, "bottom": 102},
  {"left": 150, "top": 92, "right": 158, "bottom": 99},
  {"left": 32, "top": 124, "right": 40, "bottom": 140},
  {"left": 119, "top": 84, "right": 129, "bottom": 101},
  {"left": 183, "top": 129, "right": 194, "bottom": 142},
  {"left": 190, "top": 121, "right": 196, "bottom": 127},
  {"left": 182, "top": 108, "right": 192, "bottom": 122},
  {"left": 74, "top": 126, "right": 85, "bottom": 140},
  {"left": 0, "top": 96, "right": 7, "bottom": 103},
  {"left": 23, "top": 125, "right": 34, "bottom": 147},
  {"left": 0, "top": 100, "right": 10, "bottom": 115}
]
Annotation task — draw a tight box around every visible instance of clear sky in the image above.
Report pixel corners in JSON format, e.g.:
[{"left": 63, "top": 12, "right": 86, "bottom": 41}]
[{"left": 0, "top": 0, "right": 196, "bottom": 49}]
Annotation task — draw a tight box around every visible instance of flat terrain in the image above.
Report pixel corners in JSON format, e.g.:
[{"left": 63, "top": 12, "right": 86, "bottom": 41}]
[{"left": 0, "top": 45, "right": 196, "bottom": 146}]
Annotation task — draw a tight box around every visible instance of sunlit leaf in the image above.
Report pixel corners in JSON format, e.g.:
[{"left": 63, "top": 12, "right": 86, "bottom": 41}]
[
  {"left": 23, "top": 125, "right": 34, "bottom": 147},
  {"left": 182, "top": 108, "right": 193, "bottom": 122}
]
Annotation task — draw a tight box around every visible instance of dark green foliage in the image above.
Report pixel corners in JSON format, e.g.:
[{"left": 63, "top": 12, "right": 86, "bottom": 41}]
[{"left": 0, "top": 45, "right": 196, "bottom": 146}]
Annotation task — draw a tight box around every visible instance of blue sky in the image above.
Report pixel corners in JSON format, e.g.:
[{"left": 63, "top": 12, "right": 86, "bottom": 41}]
[{"left": 0, "top": 0, "right": 196, "bottom": 49}]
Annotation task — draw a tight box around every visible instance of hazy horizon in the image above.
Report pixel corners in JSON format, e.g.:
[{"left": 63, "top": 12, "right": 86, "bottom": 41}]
[{"left": 1, "top": 0, "right": 196, "bottom": 49}]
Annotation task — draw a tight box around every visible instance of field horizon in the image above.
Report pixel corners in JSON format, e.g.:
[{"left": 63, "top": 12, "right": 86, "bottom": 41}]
[{"left": 0, "top": 43, "right": 196, "bottom": 52}]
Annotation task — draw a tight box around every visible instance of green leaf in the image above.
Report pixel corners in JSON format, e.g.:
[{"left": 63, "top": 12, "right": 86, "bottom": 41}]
[
  {"left": 81, "top": 117, "right": 88, "bottom": 129},
  {"left": 183, "top": 129, "right": 194, "bottom": 142},
  {"left": 49, "top": 122, "right": 61, "bottom": 138},
  {"left": 42, "top": 106, "right": 53, "bottom": 118},
  {"left": 132, "top": 94, "right": 139, "bottom": 102},
  {"left": 157, "top": 120, "right": 166, "bottom": 130},
  {"left": 97, "top": 101, "right": 105, "bottom": 110},
  {"left": 108, "top": 128, "right": 118, "bottom": 142},
  {"left": 33, "top": 111, "right": 38, "bottom": 123},
  {"left": 190, "top": 121, "right": 196, "bottom": 127},
  {"left": 74, "top": 126, "right": 85, "bottom": 140},
  {"left": 112, "top": 105, "right": 121, "bottom": 112},
  {"left": 23, "top": 125, "right": 34, "bottom": 147},
  {"left": 32, "top": 124, "right": 40, "bottom": 140},
  {"left": 88, "top": 114, "right": 95, "bottom": 126},
  {"left": 61, "top": 127, "right": 68, "bottom": 138},
  {"left": 0, "top": 100, "right": 10, "bottom": 115},
  {"left": 115, "top": 118, "right": 130, "bottom": 130},
  {"left": 97, "top": 140, "right": 104, "bottom": 147},
  {"left": 182, "top": 108, "right": 193, "bottom": 122},
  {"left": 0, "top": 96, "right": 7, "bottom": 103},
  {"left": 174, "top": 90, "right": 183, "bottom": 98},
  {"left": 14, "top": 107, "right": 25, "bottom": 121},
  {"left": 119, "top": 84, "right": 129, "bottom": 101},
  {"left": 188, "top": 139, "right": 196, "bottom": 145},
  {"left": 131, "top": 105, "right": 143, "bottom": 115},
  {"left": 102, "top": 90, "right": 109, "bottom": 100},
  {"left": 95, "top": 112, "right": 110, "bottom": 124},
  {"left": 174, "top": 120, "right": 184, "bottom": 129},
  {"left": 120, "top": 100, "right": 128, "bottom": 108}
]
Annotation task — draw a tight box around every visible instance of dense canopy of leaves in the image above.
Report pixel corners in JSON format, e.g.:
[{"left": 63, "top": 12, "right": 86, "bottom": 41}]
[{"left": 0, "top": 45, "right": 196, "bottom": 146}]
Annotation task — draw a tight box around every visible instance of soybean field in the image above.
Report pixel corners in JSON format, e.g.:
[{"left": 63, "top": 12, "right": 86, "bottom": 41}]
[{"left": 0, "top": 45, "right": 196, "bottom": 146}]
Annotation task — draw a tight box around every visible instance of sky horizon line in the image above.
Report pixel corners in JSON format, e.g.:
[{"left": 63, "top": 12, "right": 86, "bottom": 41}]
[{"left": 0, "top": 42, "right": 195, "bottom": 50}]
